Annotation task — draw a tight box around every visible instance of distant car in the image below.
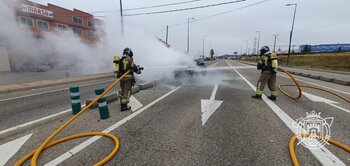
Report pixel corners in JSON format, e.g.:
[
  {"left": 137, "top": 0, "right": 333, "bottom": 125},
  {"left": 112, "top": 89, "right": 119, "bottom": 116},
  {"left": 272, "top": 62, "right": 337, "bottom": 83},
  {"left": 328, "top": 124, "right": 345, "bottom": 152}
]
[
  {"left": 18, "top": 63, "right": 50, "bottom": 72},
  {"left": 174, "top": 59, "right": 207, "bottom": 78}
]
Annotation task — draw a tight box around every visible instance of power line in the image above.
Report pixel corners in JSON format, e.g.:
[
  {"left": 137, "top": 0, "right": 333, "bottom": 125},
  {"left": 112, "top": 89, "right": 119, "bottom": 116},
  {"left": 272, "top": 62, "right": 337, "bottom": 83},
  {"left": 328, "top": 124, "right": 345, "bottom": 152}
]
[
  {"left": 155, "top": 0, "right": 270, "bottom": 38},
  {"left": 90, "top": 0, "right": 202, "bottom": 14},
  {"left": 160, "top": 0, "right": 270, "bottom": 30},
  {"left": 124, "top": 0, "right": 246, "bottom": 17},
  {"left": 125, "top": 0, "right": 202, "bottom": 11},
  {"left": 297, "top": 17, "right": 350, "bottom": 34}
]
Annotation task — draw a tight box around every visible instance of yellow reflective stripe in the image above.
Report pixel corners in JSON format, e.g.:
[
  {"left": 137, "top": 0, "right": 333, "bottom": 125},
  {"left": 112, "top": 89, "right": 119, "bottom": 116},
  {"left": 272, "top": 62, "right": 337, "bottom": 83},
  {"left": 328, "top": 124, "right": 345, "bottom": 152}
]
[
  {"left": 271, "top": 91, "right": 278, "bottom": 96},
  {"left": 256, "top": 82, "right": 263, "bottom": 95}
]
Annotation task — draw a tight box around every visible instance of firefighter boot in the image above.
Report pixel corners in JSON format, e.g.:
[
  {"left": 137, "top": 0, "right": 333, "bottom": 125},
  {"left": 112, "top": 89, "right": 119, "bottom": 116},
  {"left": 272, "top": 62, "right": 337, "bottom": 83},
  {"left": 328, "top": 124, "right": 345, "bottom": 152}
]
[
  {"left": 268, "top": 96, "right": 277, "bottom": 101},
  {"left": 121, "top": 104, "right": 131, "bottom": 111},
  {"left": 251, "top": 95, "right": 262, "bottom": 100}
]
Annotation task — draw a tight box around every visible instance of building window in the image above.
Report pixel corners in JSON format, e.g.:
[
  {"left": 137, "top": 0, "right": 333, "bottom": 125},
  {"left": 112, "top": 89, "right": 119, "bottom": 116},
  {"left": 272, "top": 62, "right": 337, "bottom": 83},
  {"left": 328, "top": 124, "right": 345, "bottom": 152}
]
[
  {"left": 87, "top": 30, "right": 95, "bottom": 37},
  {"left": 19, "top": 16, "right": 33, "bottom": 27},
  {"left": 72, "top": 27, "right": 82, "bottom": 36},
  {"left": 37, "top": 20, "right": 49, "bottom": 30},
  {"left": 73, "top": 17, "right": 83, "bottom": 25},
  {"left": 88, "top": 21, "right": 95, "bottom": 27},
  {"left": 57, "top": 24, "right": 68, "bottom": 31}
]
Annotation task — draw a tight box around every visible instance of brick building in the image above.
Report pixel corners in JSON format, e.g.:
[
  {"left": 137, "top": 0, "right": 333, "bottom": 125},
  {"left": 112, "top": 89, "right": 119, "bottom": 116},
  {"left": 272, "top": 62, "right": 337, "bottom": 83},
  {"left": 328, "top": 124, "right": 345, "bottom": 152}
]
[
  {"left": 1, "top": 0, "right": 104, "bottom": 71},
  {"left": 14, "top": 0, "right": 102, "bottom": 43}
]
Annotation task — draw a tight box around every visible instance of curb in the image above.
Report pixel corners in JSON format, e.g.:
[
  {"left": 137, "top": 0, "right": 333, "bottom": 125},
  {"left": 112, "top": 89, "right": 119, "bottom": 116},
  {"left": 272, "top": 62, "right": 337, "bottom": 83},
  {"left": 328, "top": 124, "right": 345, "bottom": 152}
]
[
  {"left": 86, "top": 81, "right": 156, "bottom": 109},
  {"left": 291, "top": 72, "right": 350, "bottom": 86},
  {"left": 139, "top": 81, "right": 155, "bottom": 90},
  {"left": 0, "top": 73, "right": 113, "bottom": 95}
]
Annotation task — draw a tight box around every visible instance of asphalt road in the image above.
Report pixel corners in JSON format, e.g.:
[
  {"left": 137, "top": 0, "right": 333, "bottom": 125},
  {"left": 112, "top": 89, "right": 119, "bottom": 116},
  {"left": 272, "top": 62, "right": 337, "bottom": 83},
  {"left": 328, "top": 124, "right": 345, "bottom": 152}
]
[{"left": 1, "top": 60, "right": 349, "bottom": 166}]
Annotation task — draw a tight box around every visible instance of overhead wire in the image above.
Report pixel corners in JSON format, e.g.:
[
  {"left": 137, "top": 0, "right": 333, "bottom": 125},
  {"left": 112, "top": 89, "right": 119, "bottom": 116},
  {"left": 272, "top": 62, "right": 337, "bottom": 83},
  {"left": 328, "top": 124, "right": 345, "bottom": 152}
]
[
  {"left": 155, "top": 0, "right": 271, "bottom": 35},
  {"left": 124, "top": 0, "right": 246, "bottom": 17},
  {"left": 90, "top": 0, "right": 202, "bottom": 14}
]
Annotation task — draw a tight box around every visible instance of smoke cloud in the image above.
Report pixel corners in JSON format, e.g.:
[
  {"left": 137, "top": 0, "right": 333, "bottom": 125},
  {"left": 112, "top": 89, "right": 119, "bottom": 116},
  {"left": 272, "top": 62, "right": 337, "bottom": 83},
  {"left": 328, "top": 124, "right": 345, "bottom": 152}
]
[{"left": 0, "top": 0, "right": 196, "bottom": 82}]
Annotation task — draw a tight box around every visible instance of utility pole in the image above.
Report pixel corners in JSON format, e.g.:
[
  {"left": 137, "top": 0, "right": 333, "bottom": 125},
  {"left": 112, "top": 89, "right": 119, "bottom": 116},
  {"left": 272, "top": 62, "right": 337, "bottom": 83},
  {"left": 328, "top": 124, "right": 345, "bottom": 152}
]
[
  {"left": 119, "top": 0, "right": 124, "bottom": 35},
  {"left": 255, "top": 31, "right": 261, "bottom": 54},
  {"left": 286, "top": 3, "right": 298, "bottom": 66},
  {"left": 273, "top": 34, "right": 279, "bottom": 53},
  {"left": 165, "top": 25, "right": 169, "bottom": 45},
  {"left": 253, "top": 37, "right": 257, "bottom": 55},
  {"left": 187, "top": 18, "right": 195, "bottom": 54},
  {"left": 202, "top": 35, "right": 207, "bottom": 58},
  {"left": 245, "top": 40, "right": 249, "bottom": 55}
]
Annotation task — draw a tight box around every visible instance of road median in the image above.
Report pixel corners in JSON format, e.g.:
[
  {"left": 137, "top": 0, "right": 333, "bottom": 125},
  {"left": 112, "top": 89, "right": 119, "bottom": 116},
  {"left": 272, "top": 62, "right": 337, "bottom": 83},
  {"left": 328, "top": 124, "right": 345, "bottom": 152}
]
[
  {"left": 0, "top": 72, "right": 114, "bottom": 94},
  {"left": 86, "top": 81, "right": 156, "bottom": 109}
]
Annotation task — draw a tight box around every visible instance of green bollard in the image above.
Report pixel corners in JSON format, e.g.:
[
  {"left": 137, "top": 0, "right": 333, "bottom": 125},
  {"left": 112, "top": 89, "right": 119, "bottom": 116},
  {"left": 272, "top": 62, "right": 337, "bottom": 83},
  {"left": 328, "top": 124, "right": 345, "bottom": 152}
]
[
  {"left": 69, "top": 86, "right": 81, "bottom": 115},
  {"left": 95, "top": 87, "right": 110, "bottom": 120}
]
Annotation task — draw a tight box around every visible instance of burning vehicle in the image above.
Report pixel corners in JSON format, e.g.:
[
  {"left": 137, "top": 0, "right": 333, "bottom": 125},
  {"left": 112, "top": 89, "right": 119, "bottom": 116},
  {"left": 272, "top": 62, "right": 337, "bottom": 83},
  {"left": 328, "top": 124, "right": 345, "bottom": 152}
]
[{"left": 174, "top": 58, "right": 207, "bottom": 78}]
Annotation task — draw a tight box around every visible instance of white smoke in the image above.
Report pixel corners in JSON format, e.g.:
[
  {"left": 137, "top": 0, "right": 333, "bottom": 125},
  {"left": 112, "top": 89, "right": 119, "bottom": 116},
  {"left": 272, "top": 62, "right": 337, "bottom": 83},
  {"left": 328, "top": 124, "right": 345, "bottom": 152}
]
[{"left": 0, "top": 1, "right": 196, "bottom": 81}]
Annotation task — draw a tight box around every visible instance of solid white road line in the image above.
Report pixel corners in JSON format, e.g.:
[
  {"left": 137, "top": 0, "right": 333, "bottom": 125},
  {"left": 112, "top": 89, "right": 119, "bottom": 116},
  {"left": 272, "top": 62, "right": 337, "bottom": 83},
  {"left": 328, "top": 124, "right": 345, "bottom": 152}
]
[
  {"left": 0, "top": 133, "right": 33, "bottom": 166},
  {"left": 0, "top": 104, "right": 86, "bottom": 136},
  {"left": 226, "top": 60, "right": 345, "bottom": 166},
  {"left": 233, "top": 61, "right": 350, "bottom": 95},
  {"left": 0, "top": 79, "right": 114, "bottom": 103},
  {"left": 45, "top": 86, "right": 182, "bottom": 166}
]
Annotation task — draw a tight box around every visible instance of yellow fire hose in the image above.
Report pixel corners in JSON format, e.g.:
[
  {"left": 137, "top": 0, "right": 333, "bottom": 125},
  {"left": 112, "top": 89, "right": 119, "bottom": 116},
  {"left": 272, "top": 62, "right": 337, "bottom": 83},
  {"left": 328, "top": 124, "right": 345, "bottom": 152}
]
[
  {"left": 289, "top": 134, "right": 350, "bottom": 166},
  {"left": 16, "top": 71, "right": 130, "bottom": 166},
  {"left": 278, "top": 67, "right": 350, "bottom": 165},
  {"left": 278, "top": 67, "right": 350, "bottom": 103}
]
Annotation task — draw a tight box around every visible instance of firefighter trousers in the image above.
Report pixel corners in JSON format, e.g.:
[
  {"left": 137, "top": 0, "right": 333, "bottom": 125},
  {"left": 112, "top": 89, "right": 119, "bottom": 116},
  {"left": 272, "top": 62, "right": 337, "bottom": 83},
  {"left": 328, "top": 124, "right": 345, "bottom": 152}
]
[
  {"left": 119, "top": 78, "right": 133, "bottom": 105},
  {"left": 255, "top": 71, "right": 277, "bottom": 97}
]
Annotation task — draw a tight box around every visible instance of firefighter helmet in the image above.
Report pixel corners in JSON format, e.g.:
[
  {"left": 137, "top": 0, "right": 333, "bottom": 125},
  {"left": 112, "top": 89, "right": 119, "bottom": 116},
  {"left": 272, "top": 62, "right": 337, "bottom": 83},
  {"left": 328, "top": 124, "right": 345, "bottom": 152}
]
[
  {"left": 259, "top": 46, "right": 270, "bottom": 55},
  {"left": 123, "top": 48, "right": 133, "bottom": 57}
]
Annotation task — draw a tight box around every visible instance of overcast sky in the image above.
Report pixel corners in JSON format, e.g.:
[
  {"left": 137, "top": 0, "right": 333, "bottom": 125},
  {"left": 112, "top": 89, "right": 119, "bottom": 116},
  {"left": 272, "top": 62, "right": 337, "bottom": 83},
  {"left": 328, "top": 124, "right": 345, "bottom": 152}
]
[{"left": 31, "top": 0, "right": 350, "bottom": 55}]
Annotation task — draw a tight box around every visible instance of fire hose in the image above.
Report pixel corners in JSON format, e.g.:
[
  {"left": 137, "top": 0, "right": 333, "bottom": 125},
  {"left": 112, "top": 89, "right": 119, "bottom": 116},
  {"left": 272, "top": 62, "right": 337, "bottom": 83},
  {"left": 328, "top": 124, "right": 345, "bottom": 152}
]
[
  {"left": 278, "top": 67, "right": 350, "bottom": 166},
  {"left": 16, "top": 71, "right": 131, "bottom": 166}
]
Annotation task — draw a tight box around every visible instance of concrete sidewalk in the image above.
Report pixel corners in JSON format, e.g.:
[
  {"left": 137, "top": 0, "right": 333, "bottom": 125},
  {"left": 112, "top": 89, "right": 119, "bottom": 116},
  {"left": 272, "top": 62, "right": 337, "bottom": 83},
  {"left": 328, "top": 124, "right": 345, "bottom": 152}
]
[
  {"left": 238, "top": 61, "right": 350, "bottom": 86},
  {"left": 0, "top": 72, "right": 113, "bottom": 94}
]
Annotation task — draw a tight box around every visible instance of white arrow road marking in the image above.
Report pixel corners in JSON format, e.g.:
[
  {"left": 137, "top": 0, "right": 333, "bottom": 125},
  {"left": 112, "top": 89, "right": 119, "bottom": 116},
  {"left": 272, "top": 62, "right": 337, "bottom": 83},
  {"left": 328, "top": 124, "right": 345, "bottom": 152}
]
[
  {"left": 129, "top": 95, "right": 143, "bottom": 112},
  {"left": 201, "top": 85, "right": 223, "bottom": 126},
  {"left": 45, "top": 86, "right": 182, "bottom": 166},
  {"left": 303, "top": 92, "right": 339, "bottom": 104},
  {"left": 226, "top": 60, "right": 345, "bottom": 166},
  {"left": 303, "top": 92, "right": 350, "bottom": 114},
  {"left": 0, "top": 133, "right": 33, "bottom": 166}
]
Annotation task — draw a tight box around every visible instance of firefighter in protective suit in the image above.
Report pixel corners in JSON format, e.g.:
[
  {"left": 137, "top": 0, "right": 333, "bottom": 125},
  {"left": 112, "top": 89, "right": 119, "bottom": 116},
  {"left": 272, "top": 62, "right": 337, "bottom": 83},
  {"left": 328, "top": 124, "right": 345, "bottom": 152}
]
[
  {"left": 118, "top": 48, "right": 143, "bottom": 111},
  {"left": 252, "top": 46, "right": 278, "bottom": 101}
]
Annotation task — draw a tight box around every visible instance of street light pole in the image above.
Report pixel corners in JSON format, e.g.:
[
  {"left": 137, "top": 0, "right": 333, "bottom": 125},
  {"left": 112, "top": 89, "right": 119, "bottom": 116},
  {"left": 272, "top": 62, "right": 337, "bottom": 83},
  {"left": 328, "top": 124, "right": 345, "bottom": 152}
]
[
  {"left": 165, "top": 25, "right": 169, "bottom": 45},
  {"left": 245, "top": 40, "right": 249, "bottom": 55},
  {"left": 202, "top": 35, "right": 207, "bottom": 58},
  {"left": 187, "top": 18, "right": 195, "bottom": 54},
  {"left": 286, "top": 3, "right": 298, "bottom": 66},
  {"left": 119, "top": 0, "right": 124, "bottom": 35},
  {"left": 255, "top": 31, "right": 261, "bottom": 54},
  {"left": 273, "top": 34, "right": 279, "bottom": 53}
]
